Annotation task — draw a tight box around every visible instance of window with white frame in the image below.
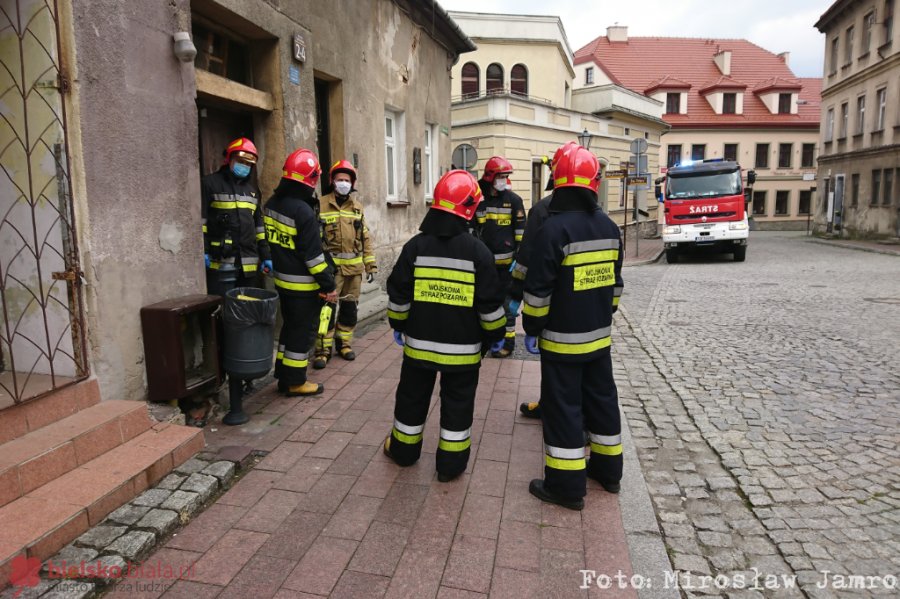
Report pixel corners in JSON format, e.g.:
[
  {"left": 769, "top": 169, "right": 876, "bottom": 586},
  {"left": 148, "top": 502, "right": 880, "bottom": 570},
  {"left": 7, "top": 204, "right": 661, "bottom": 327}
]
[
  {"left": 876, "top": 88, "right": 887, "bottom": 130},
  {"left": 585, "top": 67, "right": 594, "bottom": 85},
  {"left": 856, "top": 95, "right": 866, "bottom": 134},
  {"left": 424, "top": 124, "right": 436, "bottom": 202},
  {"left": 825, "top": 107, "right": 834, "bottom": 141},
  {"left": 385, "top": 110, "right": 404, "bottom": 203}
]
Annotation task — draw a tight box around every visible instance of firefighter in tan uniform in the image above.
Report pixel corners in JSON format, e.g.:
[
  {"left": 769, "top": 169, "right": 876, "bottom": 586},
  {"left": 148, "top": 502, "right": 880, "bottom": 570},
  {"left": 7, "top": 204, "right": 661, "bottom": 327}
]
[{"left": 313, "top": 160, "right": 377, "bottom": 368}]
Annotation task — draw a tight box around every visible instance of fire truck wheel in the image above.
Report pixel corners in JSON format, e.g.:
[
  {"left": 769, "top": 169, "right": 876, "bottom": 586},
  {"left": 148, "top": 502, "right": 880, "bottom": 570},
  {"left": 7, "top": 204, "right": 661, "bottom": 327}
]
[
  {"left": 665, "top": 248, "right": 679, "bottom": 264},
  {"left": 733, "top": 246, "right": 747, "bottom": 262}
]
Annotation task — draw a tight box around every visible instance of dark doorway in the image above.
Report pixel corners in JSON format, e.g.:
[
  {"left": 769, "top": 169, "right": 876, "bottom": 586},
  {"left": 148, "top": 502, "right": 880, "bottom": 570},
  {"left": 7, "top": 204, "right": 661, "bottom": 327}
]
[
  {"left": 197, "top": 105, "right": 255, "bottom": 177},
  {"left": 314, "top": 78, "right": 332, "bottom": 193}
]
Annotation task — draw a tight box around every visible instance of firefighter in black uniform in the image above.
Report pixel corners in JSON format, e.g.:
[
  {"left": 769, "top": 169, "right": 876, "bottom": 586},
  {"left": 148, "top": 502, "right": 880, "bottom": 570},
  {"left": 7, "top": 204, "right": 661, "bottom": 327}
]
[
  {"left": 202, "top": 137, "right": 272, "bottom": 296},
  {"left": 384, "top": 170, "right": 506, "bottom": 482},
  {"left": 264, "top": 148, "right": 337, "bottom": 397},
  {"left": 522, "top": 144, "right": 625, "bottom": 510},
  {"left": 473, "top": 156, "right": 526, "bottom": 357}
]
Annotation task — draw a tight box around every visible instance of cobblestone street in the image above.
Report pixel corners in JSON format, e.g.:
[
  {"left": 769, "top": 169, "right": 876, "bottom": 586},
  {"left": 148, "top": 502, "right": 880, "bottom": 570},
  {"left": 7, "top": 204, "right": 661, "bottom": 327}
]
[{"left": 615, "top": 232, "right": 900, "bottom": 598}]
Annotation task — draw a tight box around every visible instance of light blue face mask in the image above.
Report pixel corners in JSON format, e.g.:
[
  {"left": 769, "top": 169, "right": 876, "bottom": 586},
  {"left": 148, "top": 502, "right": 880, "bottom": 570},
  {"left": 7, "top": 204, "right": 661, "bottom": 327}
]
[{"left": 231, "top": 162, "right": 252, "bottom": 179}]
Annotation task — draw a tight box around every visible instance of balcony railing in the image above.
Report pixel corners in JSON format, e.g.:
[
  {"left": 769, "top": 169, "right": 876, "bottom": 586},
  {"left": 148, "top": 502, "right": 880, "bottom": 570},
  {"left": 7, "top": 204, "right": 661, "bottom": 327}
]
[{"left": 452, "top": 87, "right": 555, "bottom": 106}]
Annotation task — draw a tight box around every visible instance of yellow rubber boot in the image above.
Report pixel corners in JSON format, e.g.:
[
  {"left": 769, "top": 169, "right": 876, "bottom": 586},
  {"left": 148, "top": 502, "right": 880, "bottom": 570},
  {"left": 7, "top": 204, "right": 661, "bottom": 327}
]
[{"left": 285, "top": 381, "right": 324, "bottom": 396}]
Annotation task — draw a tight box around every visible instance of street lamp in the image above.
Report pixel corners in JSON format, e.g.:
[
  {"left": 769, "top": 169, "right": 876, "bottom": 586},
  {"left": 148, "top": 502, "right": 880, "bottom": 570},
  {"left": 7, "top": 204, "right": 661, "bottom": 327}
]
[{"left": 578, "top": 128, "right": 592, "bottom": 150}]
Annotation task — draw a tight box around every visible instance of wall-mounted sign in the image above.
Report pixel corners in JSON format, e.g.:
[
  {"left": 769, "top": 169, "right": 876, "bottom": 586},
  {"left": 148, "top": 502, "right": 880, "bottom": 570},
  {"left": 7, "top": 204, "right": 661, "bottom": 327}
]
[
  {"left": 289, "top": 64, "right": 300, "bottom": 86},
  {"left": 293, "top": 33, "right": 306, "bottom": 63}
]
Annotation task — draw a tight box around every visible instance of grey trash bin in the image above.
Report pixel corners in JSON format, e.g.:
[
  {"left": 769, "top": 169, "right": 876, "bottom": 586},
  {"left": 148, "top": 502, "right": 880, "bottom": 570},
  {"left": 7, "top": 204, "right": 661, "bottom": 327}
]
[{"left": 221, "top": 287, "right": 278, "bottom": 425}]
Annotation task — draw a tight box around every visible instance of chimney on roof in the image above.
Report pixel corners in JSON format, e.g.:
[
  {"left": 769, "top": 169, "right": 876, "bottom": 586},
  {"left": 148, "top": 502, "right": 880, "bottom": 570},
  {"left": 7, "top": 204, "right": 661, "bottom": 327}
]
[
  {"left": 607, "top": 25, "right": 628, "bottom": 42},
  {"left": 777, "top": 52, "right": 790, "bottom": 66},
  {"left": 714, "top": 49, "right": 732, "bottom": 76}
]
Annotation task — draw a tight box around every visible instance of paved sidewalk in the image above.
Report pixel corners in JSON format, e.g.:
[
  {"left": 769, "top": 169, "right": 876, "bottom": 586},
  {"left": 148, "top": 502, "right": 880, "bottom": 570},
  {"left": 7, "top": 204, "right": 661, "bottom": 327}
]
[
  {"left": 805, "top": 235, "right": 900, "bottom": 257},
  {"left": 623, "top": 236, "right": 663, "bottom": 267},
  {"left": 106, "top": 325, "right": 663, "bottom": 599}
]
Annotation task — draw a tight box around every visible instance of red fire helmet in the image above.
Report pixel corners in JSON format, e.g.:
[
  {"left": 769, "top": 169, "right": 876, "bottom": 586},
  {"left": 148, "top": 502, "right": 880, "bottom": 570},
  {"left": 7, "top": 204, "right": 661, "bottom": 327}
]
[
  {"left": 482, "top": 156, "right": 514, "bottom": 183},
  {"left": 223, "top": 137, "right": 258, "bottom": 165},
  {"left": 552, "top": 145, "right": 601, "bottom": 193},
  {"left": 430, "top": 170, "right": 483, "bottom": 220},
  {"left": 329, "top": 159, "right": 357, "bottom": 184},
  {"left": 282, "top": 148, "right": 321, "bottom": 190}
]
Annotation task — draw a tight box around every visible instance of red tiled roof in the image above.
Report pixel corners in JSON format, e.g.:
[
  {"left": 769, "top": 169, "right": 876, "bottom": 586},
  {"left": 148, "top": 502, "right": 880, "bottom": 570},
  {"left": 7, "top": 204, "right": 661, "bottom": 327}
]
[
  {"left": 644, "top": 75, "right": 692, "bottom": 94},
  {"left": 698, "top": 76, "right": 748, "bottom": 94},
  {"left": 574, "top": 36, "right": 821, "bottom": 128}
]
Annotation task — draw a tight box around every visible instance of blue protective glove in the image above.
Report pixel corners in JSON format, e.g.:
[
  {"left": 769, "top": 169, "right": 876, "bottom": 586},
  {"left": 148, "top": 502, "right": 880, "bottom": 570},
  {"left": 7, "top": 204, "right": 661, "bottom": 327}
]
[
  {"left": 525, "top": 335, "right": 539, "bottom": 354},
  {"left": 204, "top": 253, "right": 210, "bottom": 268},
  {"left": 490, "top": 339, "right": 505, "bottom": 353},
  {"left": 260, "top": 259, "right": 273, "bottom": 274},
  {"left": 393, "top": 331, "right": 404, "bottom": 347},
  {"left": 508, "top": 300, "right": 521, "bottom": 316},
  {"left": 509, "top": 260, "right": 517, "bottom": 273}
]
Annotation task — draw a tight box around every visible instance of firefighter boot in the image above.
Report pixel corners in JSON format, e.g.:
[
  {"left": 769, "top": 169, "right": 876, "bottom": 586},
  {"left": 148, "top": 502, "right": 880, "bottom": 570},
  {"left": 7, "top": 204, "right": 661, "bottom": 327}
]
[
  {"left": 519, "top": 401, "right": 541, "bottom": 419},
  {"left": 313, "top": 345, "right": 332, "bottom": 370},
  {"left": 335, "top": 335, "right": 356, "bottom": 361},
  {"left": 528, "top": 479, "right": 584, "bottom": 511},
  {"left": 285, "top": 381, "right": 324, "bottom": 397}
]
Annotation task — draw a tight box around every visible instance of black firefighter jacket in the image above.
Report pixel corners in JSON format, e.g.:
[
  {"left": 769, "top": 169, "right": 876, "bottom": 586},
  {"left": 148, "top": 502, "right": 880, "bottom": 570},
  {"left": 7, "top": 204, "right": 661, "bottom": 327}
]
[
  {"left": 474, "top": 183, "right": 526, "bottom": 268},
  {"left": 201, "top": 167, "right": 270, "bottom": 274},
  {"left": 387, "top": 211, "right": 507, "bottom": 372},
  {"left": 510, "top": 193, "right": 552, "bottom": 302},
  {"left": 522, "top": 189, "right": 624, "bottom": 362},
  {"left": 263, "top": 194, "right": 335, "bottom": 296}
]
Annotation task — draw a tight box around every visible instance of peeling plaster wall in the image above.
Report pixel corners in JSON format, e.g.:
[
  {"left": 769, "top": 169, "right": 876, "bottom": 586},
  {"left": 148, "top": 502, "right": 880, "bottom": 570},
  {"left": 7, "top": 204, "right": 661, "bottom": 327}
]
[{"left": 71, "top": 0, "right": 201, "bottom": 401}]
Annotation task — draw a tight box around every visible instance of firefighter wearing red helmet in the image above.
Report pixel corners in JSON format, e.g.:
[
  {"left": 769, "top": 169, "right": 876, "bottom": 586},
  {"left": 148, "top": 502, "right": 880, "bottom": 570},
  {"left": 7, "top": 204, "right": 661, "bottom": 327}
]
[
  {"left": 313, "top": 160, "right": 377, "bottom": 368},
  {"left": 201, "top": 137, "right": 272, "bottom": 296},
  {"left": 383, "top": 170, "right": 506, "bottom": 482},
  {"left": 522, "top": 144, "right": 624, "bottom": 510},
  {"left": 473, "top": 156, "right": 527, "bottom": 358},
  {"left": 263, "top": 148, "right": 337, "bottom": 397}
]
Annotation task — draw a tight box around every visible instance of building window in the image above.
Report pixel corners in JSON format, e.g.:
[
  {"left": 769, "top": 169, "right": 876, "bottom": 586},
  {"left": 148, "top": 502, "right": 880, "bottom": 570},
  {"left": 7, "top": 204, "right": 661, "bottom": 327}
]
[
  {"left": 192, "top": 22, "right": 251, "bottom": 85},
  {"left": 851, "top": 173, "right": 860, "bottom": 206},
  {"left": 385, "top": 110, "right": 399, "bottom": 202},
  {"left": 845, "top": 26, "right": 854, "bottom": 64},
  {"left": 884, "top": 169, "right": 894, "bottom": 205},
  {"left": 722, "top": 93, "right": 737, "bottom": 114},
  {"left": 666, "top": 145, "right": 682, "bottom": 167},
  {"left": 775, "top": 190, "right": 790, "bottom": 215},
  {"left": 511, "top": 64, "right": 528, "bottom": 97},
  {"left": 799, "top": 190, "right": 812, "bottom": 214},
  {"left": 461, "top": 62, "right": 479, "bottom": 98},
  {"left": 871, "top": 169, "right": 881, "bottom": 205},
  {"left": 778, "top": 143, "right": 792, "bottom": 169},
  {"left": 724, "top": 143, "right": 738, "bottom": 162},
  {"left": 778, "top": 93, "right": 791, "bottom": 114},
  {"left": 691, "top": 144, "right": 706, "bottom": 161},
  {"left": 830, "top": 37, "right": 839, "bottom": 74},
  {"left": 864, "top": 12, "right": 875, "bottom": 52},
  {"left": 486, "top": 63, "right": 504, "bottom": 94},
  {"left": 856, "top": 95, "right": 866, "bottom": 134},
  {"left": 585, "top": 67, "right": 594, "bottom": 85},
  {"left": 424, "top": 124, "right": 435, "bottom": 201},
  {"left": 752, "top": 191, "right": 767, "bottom": 215},
  {"left": 755, "top": 143, "right": 769, "bottom": 168},
  {"left": 876, "top": 88, "right": 887, "bottom": 130},
  {"left": 801, "top": 143, "right": 815, "bottom": 168},
  {"left": 825, "top": 108, "right": 834, "bottom": 141},
  {"left": 665, "top": 93, "right": 680, "bottom": 114},
  {"left": 886, "top": 2, "right": 894, "bottom": 44},
  {"left": 840, "top": 102, "right": 849, "bottom": 138}
]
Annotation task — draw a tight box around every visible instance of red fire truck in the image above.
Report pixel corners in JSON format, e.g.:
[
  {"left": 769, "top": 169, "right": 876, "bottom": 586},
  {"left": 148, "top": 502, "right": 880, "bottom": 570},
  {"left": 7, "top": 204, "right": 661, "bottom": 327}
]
[{"left": 657, "top": 159, "right": 756, "bottom": 263}]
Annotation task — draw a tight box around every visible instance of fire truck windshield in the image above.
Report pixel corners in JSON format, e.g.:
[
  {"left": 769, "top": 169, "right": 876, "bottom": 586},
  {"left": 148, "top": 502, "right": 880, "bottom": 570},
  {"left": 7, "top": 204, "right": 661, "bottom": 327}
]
[{"left": 667, "top": 171, "right": 741, "bottom": 200}]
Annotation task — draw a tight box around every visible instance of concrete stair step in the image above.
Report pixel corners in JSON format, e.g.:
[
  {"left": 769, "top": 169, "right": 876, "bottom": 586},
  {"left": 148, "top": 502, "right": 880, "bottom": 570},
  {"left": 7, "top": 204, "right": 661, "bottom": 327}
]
[
  {"left": 0, "top": 422, "right": 204, "bottom": 580},
  {"left": 0, "top": 379, "right": 101, "bottom": 445},
  {"left": 0, "top": 400, "right": 153, "bottom": 508}
]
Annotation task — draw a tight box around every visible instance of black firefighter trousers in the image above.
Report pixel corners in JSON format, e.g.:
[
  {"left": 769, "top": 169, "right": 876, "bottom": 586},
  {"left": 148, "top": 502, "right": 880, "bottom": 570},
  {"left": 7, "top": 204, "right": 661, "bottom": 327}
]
[
  {"left": 540, "top": 351, "right": 623, "bottom": 499},
  {"left": 388, "top": 361, "right": 479, "bottom": 478},
  {"left": 275, "top": 292, "right": 321, "bottom": 387}
]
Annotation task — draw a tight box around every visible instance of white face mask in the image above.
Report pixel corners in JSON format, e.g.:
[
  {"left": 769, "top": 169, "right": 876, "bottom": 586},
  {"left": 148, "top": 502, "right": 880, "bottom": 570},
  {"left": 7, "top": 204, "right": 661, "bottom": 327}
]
[
  {"left": 334, "top": 181, "right": 352, "bottom": 196},
  {"left": 493, "top": 178, "right": 507, "bottom": 192}
]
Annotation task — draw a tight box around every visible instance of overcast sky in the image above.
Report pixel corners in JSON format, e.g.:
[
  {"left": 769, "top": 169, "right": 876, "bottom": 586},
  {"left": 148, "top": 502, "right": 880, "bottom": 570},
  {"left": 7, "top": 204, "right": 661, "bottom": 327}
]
[{"left": 440, "top": 0, "right": 828, "bottom": 77}]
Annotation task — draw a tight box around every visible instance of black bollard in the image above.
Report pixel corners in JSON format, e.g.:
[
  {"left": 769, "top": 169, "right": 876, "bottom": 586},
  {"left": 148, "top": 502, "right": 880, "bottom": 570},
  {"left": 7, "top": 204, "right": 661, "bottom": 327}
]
[{"left": 222, "top": 376, "right": 250, "bottom": 425}]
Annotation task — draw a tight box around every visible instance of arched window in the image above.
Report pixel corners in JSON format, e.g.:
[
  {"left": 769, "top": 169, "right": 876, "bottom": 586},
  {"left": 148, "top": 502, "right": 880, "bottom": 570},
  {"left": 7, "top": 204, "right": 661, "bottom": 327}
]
[
  {"left": 511, "top": 64, "right": 528, "bottom": 97},
  {"left": 461, "top": 62, "right": 479, "bottom": 98},
  {"left": 486, "top": 63, "right": 504, "bottom": 94}
]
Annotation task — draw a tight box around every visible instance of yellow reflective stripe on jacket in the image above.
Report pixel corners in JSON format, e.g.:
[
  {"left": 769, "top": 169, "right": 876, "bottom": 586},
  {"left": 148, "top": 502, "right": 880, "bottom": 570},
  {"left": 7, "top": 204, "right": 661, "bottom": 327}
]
[
  {"left": 210, "top": 200, "right": 259, "bottom": 211},
  {"left": 202, "top": 225, "right": 208, "bottom": 233},
  {"left": 364, "top": 256, "right": 376, "bottom": 263},
  {"left": 413, "top": 279, "right": 474, "bottom": 307},
  {"left": 403, "top": 346, "right": 481, "bottom": 365},
  {"left": 241, "top": 263, "right": 257, "bottom": 273},
  {"left": 523, "top": 303, "right": 549, "bottom": 317},
  {"left": 332, "top": 255, "right": 364, "bottom": 265},
  {"left": 612, "top": 296, "right": 620, "bottom": 306},
  {"left": 387, "top": 310, "right": 409, "bottom": 320},
  {"left": 413, "top": 267, "right": 475, "bottom": 284},
  {"left": 309, "top": 261, "right": 329, "bottom": 274},
  {"left": 562, "top": 250, "right": 619, "bottom": 266},
  {"left": 539, "top": 335, "right": 611, "bottom": 354},
  {"left": 274, "top": 278, "right": 320, "bottom": 292}
]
